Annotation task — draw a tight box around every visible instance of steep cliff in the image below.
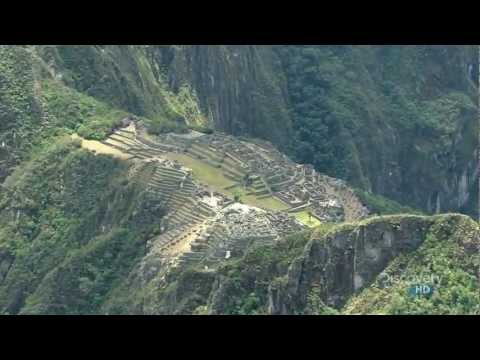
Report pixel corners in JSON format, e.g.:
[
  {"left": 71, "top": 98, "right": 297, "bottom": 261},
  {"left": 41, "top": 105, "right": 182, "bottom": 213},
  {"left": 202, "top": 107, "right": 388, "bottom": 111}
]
[
  {"left": 275, "top": 45, "right": 478, "bottom": 216},
  {"left": 32, "top": 45, "right": 292, "bottom": 143},
  {"left": 277, "top": 213, "right": 480, "bottom": 315},
  {"left": 23, "top": 45, "right": 477, "bottom": 216},
  {"left": 99, "top": 213, "right": 478, "bottom": 315}
]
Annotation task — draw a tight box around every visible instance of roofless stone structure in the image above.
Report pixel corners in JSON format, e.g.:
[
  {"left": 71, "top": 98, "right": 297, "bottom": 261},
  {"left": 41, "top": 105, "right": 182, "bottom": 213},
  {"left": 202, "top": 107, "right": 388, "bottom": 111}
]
[{"left": 97, "top": 121, "right": 369, "bottom": 272}]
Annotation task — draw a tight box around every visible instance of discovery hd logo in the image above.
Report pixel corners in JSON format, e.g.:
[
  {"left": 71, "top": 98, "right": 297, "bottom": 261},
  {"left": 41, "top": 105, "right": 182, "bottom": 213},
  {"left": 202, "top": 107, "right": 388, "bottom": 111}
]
[
  {"left": 408, "top": 283, "right": 435, "bottom": 298},
  {"left": 378, "top": 273, "right": 440, "bottom": 298}
]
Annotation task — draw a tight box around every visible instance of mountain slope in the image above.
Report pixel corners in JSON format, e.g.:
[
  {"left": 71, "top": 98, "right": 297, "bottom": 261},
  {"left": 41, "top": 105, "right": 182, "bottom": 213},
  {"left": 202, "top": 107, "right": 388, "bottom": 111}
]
[
  {"left": 24, "top": 45, "right": 478, "bottom": 215},
  {"left": 0, "top": 139, "right": 165, "bottom": 314},
  {"left": 275, "top": 45, "right": 478, "bottom": 215},
  {"left": 0, "top": 45, "right": 478, "bottom": 315},
  {"left": 98, "top": 213, "right": 479, "bottom": 315}
]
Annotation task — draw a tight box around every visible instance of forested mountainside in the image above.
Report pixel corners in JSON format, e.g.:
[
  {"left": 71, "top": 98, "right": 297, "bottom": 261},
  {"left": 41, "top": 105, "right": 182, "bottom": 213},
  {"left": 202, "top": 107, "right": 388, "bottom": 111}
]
[
  {"left": 0, "top": 45, "right": 478, "bottom": 315},
  {"left": 0, "top": 140, "right": 477, "bottom": 314},
  {"left": 2, "top": 45, "right": 477, "bottom": 215}
]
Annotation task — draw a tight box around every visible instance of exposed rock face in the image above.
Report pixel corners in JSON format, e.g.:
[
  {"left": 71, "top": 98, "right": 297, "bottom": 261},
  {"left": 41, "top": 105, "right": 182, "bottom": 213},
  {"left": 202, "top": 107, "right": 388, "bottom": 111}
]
[
  {"left": 152, "top": 45, "right": 293, "bottom": 146},
  {"left": 34, "top": 45, "right": 292, "bottom": 147},
  {"left": 268, "top": 216, "right": 434, "bottom": 314},
  {"left": 135, "top": 213, "right": 478, "bottom": 315},
  {"left": 0, "top": 249, "right": 14, "bottom": 284},
  {"left": 275, "top": 45, "right": 478, "bottom": 217}
]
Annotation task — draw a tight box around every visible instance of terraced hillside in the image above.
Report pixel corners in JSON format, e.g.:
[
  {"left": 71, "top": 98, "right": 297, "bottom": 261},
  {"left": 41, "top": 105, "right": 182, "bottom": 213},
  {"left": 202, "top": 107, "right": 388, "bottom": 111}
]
[
  {"left": 0, "top": 45, "right": 477, "bottom": 315},
  {"left": 25, "top": 45, "right": 477, "bottom": 217},
  {"left": 100, "top": 121, "right": 368, "bottom": 219},
  {"left": 64, "top": 120, "right": 371, "bottom": 286}
]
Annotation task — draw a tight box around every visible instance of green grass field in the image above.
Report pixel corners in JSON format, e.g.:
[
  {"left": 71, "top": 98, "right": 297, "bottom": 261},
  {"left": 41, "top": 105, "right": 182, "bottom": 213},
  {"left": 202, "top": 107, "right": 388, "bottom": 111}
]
[
  {"left": 165, "top": 153, "right": 235, "bottom": 190},
  {"left": 165, "top": 152, "right": 290, "bottom": 211},
  {"left": 229, "top": 186, "right": 289, "bottom": 211},
  {"left": 293, "top": 210, "right": 322, "bottom": 228}
]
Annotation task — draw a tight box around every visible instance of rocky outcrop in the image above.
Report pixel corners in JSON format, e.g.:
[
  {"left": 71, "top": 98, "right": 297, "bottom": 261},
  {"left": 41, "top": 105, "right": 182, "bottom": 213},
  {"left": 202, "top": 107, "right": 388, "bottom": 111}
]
[
  {"left": 268, "top": 215, "right": 434, "bottom": 314},
  {"left": 33, "top": 45, "right": 293, "bottom": 147},
  {"left": 275, "top": 45, "right": 479, "bottom": 217},
  {"left": 144, "top": 213, "right": 478, "bottom": 315},
  {"left": 0, "top": 249, "right": 14, "bottom": 285},
  {"left": 152, "top": 45, "right": 293, "bottom": 146}
]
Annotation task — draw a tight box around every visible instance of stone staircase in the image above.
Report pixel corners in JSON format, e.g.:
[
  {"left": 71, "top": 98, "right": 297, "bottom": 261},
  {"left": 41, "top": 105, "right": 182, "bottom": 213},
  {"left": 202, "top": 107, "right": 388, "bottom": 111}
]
[
  {"left": 144, "top": 161, "right": 218, "bottom": 253},
  {"left": 147, "top": 198, "right": 216, "bottom": 254},
  {"left": 135, "top": 133, "right": 176, "bottom": 153},
  {"left": 221, "top": 156, "right": 248, "bottom": 179},
  {"left": 176, "top": 224, "right": 228, "bottom": 267},
  {"left": 148, "top": 223, "right": 193, "bottom": 251}
]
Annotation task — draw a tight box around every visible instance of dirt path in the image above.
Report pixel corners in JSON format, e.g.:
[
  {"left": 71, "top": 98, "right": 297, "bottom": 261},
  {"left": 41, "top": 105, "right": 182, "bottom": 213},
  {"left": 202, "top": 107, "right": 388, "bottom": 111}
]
[
  {"left": 162, "top": 221, "right": 207, "bottom": 257},
  {"left": 72, "top": 134, "right": 132, "bottom": 160}
]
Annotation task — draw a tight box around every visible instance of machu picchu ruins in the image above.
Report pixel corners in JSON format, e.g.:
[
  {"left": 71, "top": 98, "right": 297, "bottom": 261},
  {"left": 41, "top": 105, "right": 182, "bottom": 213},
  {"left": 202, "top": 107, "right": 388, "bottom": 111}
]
[
  {"left": 85, "top": 118, "right": 369, "bottom": 273},
  {"left": 1, "top": 45, "right": 477, "bottom": 316}
]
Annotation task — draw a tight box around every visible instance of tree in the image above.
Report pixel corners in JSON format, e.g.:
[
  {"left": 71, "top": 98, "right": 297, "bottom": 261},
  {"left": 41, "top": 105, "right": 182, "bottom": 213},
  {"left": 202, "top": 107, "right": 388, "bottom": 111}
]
[{"left": 233, "top": 190, "right": 242, "bottom": 203}]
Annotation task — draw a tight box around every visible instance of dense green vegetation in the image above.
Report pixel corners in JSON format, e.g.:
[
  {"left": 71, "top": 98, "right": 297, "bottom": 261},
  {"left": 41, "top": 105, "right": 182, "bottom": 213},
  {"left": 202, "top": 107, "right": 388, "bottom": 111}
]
[
  {"left": 39, "top": 45, "right": 171, "bottom": 120},
  {"left": 0, "top": 45, "right": 477, "bottom": 315},
  {"left": 146, "top": 117, "right": 188, "bottom": 135},
  {"left": 0, "top": 45, "right": 140, "bottom": 184},
  {"left": 6, "top": 45, "right": 473, "bottom": 215},
  {"left": 276, "top": 45, "right": 478, "bottom": 214},
  {"left": 0, "top": 139, "right": 165, "bottom": 314},
  {"left": 0, "top": 46, "right": 43, "bottom": 181},
  {"left": 37, "top": 46, "right": 209, "bottom": 130},
  {"left": 136, "top": 230, "right": 314, "bottom": 315},
  {"left": 41, "top": 80, "right": 131, "bottom": 140},
  {"left": 188, "top": 124, "right": 214, "bottom": 134},
  {"left": 344, "top": 215, "right": 480, "bottom": 314},
  {"left": 276, "top": 46, "right": 358, "bottom": 179},
  {"left": 0, "top": 138, "right": 477, "bottom": 314},
  {"left": 10, "top": 45, "right": 474, "bottom": 216},
  {"left": 211, "top": 231, "right": 312, "bottom": 315},
  {"left": 118, "top": 214, "right": 479, "bottom": 315},
  {"left": 354, "top": 189, "right": 422, "bottom": 216}
]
